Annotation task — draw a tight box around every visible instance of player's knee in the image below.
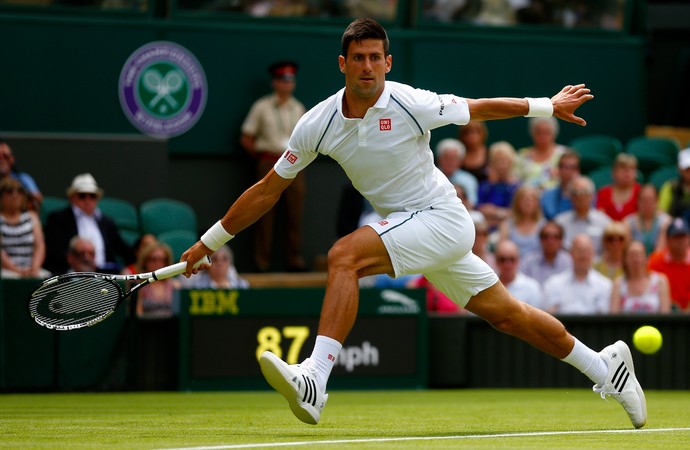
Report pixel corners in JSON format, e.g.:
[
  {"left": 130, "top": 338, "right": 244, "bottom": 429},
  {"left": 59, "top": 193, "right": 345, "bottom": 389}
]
[
  {"left": 327, "top": 239, "right": 357, "bottom": 271},
  {"left": 487, "top": 301, "right": 527, "bottom": 335}
]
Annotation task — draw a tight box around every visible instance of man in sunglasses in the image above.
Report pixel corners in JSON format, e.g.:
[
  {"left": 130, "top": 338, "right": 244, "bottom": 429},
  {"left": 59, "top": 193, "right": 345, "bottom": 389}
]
[{"left": 44, "top": 173, "right": 134, "bottom": 274}]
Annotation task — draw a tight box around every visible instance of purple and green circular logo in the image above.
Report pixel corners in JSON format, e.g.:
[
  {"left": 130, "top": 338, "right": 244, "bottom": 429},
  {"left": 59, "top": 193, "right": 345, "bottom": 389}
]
[{"left": 119, "top": 41, "right": 207, "bottom": 138}]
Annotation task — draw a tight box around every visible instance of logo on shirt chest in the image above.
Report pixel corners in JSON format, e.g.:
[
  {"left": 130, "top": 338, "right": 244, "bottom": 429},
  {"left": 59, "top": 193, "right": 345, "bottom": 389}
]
[
  {"left": 379, "top": 118, "right": 391, "bottom": 131},
  {"left": 285, "top": 151, "right": 298, "bottom": 164}
]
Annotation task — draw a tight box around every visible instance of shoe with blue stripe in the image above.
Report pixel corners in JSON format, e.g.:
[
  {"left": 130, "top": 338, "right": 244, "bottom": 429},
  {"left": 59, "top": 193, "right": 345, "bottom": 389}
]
[
  {"left": 259, "top": 351, "right": 328, "bottom": 425},
  {"left": 593, "top": 340, "right": 647, "bottom": 429}
]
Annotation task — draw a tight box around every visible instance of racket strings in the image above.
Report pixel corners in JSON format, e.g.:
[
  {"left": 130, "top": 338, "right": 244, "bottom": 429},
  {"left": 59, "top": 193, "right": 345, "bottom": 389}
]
[{"left": 29, "top": 276, "right": 121, "bottom": 328}]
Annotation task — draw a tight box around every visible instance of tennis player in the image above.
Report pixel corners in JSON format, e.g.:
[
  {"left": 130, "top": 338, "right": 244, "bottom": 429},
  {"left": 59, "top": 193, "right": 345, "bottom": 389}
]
[{"left": 182, "top": 18, "right": 646, "bottom": 429}]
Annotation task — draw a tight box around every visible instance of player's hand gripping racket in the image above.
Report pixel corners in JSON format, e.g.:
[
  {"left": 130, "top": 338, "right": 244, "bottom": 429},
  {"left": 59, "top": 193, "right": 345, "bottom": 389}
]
[{"left": 27, "top": 256, "right": 211, "bottom": 331}]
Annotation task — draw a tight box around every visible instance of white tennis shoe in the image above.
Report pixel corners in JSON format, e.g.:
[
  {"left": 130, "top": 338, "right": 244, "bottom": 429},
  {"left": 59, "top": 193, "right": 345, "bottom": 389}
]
[
  {"left": 259, "top": 351, "right": 328, "bottom": 425},
  {"left": 593, "top": 340, "right": 647, "bottom": 428}
]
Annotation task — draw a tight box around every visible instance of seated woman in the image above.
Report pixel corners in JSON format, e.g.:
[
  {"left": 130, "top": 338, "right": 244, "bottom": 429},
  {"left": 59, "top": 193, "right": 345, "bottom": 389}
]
[
  {"left": 498, "top": 184, "right": 545, "bottom": 257},
  {"left": 624, "top": 184, "right": 670, "bottom": 255},
  {"left": 0, "top": 178, "right": 51, "bottom": 278},
  {"left": 476, "top": 141, "right": 520, "bottom": 231},
  {"left": 594, "top": 221, "right": 629, "bottom": 281},
  {"left": 178, "top": 245, "right": 249, "bottom": 289},
  {"left": 596, "top": 153, "right": 641, "bottom": 221},
  {"left": 515, "top": 117, "right": 566, "bottom": 190},
  {"left": 610, "top": 240, "right": 672, "bottom": 313},
  {"left": 135, "top": 242, "right": 180, "bottom": 319}
]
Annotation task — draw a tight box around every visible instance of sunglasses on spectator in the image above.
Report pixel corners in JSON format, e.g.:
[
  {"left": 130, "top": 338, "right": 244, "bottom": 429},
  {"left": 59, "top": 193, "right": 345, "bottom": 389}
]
[
  {"left": 0, "top": 153, "right": 12, "bottom": 160},
  {"left": 497, "top": 256, "right": 518, "bottom": 263},
  {"left": 77, "top": 193, "right": 98, "bottom": 200},
  {"left": 2, "top": 187, "right": 24, "bottom": 195},
  {"left": 605, "top": 235, "right": 625, "bottom": 243},
  {"left": 540, "top": 233, "right": 562, "bottom": 240},
  {"left": 570, "top": 189, "right": 592, "bottom": 197}
]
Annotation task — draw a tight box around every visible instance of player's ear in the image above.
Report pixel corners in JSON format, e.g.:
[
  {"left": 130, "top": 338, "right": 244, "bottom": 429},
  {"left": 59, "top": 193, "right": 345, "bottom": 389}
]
[
  {"left": 385, "top": 55, "right": 392, "bottom": 73},
  {"left": 338, "top": 55, "right": 346, "bottom": 73}
]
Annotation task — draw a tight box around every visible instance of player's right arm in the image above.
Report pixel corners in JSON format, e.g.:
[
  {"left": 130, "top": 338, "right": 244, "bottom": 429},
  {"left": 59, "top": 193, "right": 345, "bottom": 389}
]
[
  {"left": 219, "top": 168, "right": 291, "bottom": 235},
  {"left": 181, "top": 169, "right": 291, "bottom": 274}
]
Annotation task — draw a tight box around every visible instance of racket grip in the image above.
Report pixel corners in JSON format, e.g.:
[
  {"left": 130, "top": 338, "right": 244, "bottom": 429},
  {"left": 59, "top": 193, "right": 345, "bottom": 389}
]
[{"left": 153, "top": 255, "right": 211, "bottom": 280}]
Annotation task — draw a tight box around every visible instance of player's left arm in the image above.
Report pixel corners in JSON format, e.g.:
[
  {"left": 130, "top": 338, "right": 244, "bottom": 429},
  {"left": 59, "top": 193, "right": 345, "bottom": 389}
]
[{"left": 467, "top": 84, "right": 594, "bottom": 126}]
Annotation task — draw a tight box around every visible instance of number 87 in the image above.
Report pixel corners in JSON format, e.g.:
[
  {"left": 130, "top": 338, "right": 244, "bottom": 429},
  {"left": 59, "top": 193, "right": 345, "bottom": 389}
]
[{"left": 256, "top": 326, "right": 310, "bottom": 365}]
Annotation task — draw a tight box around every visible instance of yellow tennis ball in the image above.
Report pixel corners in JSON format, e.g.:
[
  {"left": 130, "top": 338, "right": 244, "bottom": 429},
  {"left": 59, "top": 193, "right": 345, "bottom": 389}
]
[{"left": 633, "top": 326, "right": 662, "bottom": 355}]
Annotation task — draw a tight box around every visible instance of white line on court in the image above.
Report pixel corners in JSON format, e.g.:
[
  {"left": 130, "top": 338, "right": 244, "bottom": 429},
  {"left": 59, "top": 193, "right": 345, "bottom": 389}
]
[{"left": 163, "top": 427, "right": 690, "bottom": 450}]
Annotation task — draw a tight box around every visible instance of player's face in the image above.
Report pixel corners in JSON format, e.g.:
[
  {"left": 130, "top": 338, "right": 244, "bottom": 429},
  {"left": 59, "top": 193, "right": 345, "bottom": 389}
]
[{"left": 339, "top": 39, "right": 391, "bottom": 100}]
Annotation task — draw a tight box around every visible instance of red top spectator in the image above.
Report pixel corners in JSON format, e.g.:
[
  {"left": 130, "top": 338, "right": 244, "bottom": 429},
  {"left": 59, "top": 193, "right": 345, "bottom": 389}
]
[{"left": 596, "top": 153, "right": 641, "bottom": 221}]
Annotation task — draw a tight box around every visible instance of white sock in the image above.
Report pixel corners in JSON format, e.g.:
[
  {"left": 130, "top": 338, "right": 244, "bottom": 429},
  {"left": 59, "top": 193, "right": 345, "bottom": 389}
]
[
  {"left": 306, "top": 335, "right": 342, "bottom": 391},
  {"left": 561, "top": 337, "right": 608, "bottom": 385}
]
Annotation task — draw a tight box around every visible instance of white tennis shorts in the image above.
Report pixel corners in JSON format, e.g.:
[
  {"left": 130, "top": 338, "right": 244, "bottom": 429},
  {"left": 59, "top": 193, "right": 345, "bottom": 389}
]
[{"left": 367, "top": 203, "right": 498, "bottom": 307}]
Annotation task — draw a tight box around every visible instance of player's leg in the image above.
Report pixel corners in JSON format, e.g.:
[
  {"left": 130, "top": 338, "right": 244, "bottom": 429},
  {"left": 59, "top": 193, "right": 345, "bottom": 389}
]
[
  {"left": 465, "top": 282, "right": 646, "bottom": 428},
  {"left": 465, "top": 282, "right": 575, "bottom": 358},
  {"left": 259, "top": 224, "right": 393, "bottom": 424}
]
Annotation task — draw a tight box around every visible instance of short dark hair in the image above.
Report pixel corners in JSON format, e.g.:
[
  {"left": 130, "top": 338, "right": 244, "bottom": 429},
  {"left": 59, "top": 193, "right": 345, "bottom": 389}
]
[{"left": 341, "top": 18, "right": 389, "bottom": 58}]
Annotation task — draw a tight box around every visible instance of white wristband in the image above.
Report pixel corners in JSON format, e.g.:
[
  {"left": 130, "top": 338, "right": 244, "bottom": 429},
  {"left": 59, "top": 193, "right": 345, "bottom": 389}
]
[
  {"left": 200, "top": 220, "right": 234, "bottom": 252},
  {"left": 525, "top": 97, "right": 553, "bottom": 118}
]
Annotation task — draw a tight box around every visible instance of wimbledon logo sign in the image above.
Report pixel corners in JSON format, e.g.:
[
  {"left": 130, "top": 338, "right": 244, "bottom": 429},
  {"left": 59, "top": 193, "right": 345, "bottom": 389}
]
[{"left": 119, "top": 41, "right": 207, "bottom": 138}]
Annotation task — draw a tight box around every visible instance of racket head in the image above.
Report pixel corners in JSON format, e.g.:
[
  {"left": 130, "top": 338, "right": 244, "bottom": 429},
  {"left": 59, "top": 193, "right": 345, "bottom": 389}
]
[{"left": 28, "top": 273, "right": 125, "bottom": 331}]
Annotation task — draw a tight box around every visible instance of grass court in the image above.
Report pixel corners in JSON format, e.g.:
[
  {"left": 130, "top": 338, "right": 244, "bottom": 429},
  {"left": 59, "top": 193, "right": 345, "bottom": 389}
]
[{"left": 2, "top": 389, "right": 689, "bottom": 449}]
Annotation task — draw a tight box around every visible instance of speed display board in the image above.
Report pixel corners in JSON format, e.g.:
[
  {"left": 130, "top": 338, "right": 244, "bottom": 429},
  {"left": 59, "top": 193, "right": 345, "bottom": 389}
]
[{"left": 178, "top": 288, "right": 427, "bottom": 390}]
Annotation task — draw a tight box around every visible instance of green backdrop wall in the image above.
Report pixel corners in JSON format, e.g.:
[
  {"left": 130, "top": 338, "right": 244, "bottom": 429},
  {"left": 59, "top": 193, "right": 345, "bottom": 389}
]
[{"left": 0, "top": 14, "right": 647, "bottom": 271}]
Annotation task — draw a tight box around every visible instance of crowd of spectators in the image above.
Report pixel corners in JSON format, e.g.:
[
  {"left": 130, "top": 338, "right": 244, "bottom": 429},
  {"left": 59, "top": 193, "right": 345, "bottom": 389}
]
[
  {"left": 3, "top": 114, "right": 689, "bottom": 316},
  {"left": 0, "top": 141, "right": 249, "bottom": 319},
  {"left": 426, "top": 119, "right": 690, "bottom": 314}
]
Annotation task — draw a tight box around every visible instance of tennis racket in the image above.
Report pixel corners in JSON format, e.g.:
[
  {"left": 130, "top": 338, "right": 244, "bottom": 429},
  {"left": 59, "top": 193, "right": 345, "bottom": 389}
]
[{"left": 28, "top": 256, "right": 211, "bottom": 331}]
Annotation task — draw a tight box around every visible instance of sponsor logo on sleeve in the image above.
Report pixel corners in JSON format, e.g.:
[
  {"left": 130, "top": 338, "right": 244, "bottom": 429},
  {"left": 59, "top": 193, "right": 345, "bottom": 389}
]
[
  {"left": 438, "top": 95, "right": 445, "bottom": 115},
  {"left": 285, "top": 151, "right": 298, "bottom": 164}
]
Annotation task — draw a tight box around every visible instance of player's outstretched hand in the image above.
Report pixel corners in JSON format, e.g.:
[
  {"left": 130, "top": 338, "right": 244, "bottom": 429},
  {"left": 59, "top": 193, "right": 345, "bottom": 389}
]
[
  {"left": 551, "top": 84, "right": 594, "bottom": 126},
  {"left": 181, "top": 241, "right": 213, "bottom": 277}
]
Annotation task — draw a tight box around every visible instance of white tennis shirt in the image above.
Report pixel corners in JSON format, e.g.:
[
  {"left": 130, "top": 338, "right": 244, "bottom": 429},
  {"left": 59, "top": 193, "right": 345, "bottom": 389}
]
[{"left": 274, "top": 81, "right": 471, "bottom": 218}]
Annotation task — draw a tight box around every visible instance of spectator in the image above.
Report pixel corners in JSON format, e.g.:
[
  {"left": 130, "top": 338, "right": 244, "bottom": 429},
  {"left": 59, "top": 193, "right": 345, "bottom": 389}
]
[
  {"left": 135, "top": 242, "right": 179, "bottom": 318},
  {"left": 458, "top": 120, "right": 489, "bottom": 183},
  {"left": 435, "top": 138, "right": 478, "bottom": 206},
  {"left": 594, "top": 221, "right": 629, "bottom": 281},
  {"left": 658, "top": 146, "right": 690, "bottom": 224},
  {"left": 624, "top": 184, "right": 670, "bottom": 256},
  {"left": 543, "top": 234, "right": 612, "bottom": 314},
  {"left": 541, "top": 149, "right": 580, "bottom": 220},
  {"left": 494, "top": 240, "right": 543, "bottom": 309},
  {"left": 66, "top": 236, "right": 97, "bottom": 273},
  {"left": 498, "top": 184, "right": 545, "bottom": 257},
  {"left": 555, "top": 175, "right": 612, "bottom": 254},
  {"left": 0, "top": 178, "right": 51, "bottom": 278},
  {"left": 345, "top": 0, "right": 397, "bottom": 21},
  {"left": 121, "top": 233, "right": 158, "bottom": 276},
  {"left": 44, "top": 173, "right": 135, "bottom": 275},
  {"left": 476, "top": 140, "right": 520, "bottom": 230},
  {"left": 241, "top": 61, "right": 307, "bottom": 272},
  {"left": 472, "top": 217, "right": 496, "bottom": 270},
  {"left": 596, "top": 153, "right": 641, "bottom": 221},
  {"left": 179, "top": 245, "right": 249, "bottom": 289},
  {"left": 0, "top": 138, "right": 43, "bottom": 211},
  {"left": 647, "top": 217, "right": 690, "bottom": 312},
  {"left": 515, "top": 117, "right": 567, "bottom": 190},
  {"left": 453, "top": 183, "right": 484, "bottom": 223},
  {"left": 522, "top": 220, "right": 573, "bottom": 286},
  {"left": 610, "top": 240, "right": 671, "bottom": 313}
]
